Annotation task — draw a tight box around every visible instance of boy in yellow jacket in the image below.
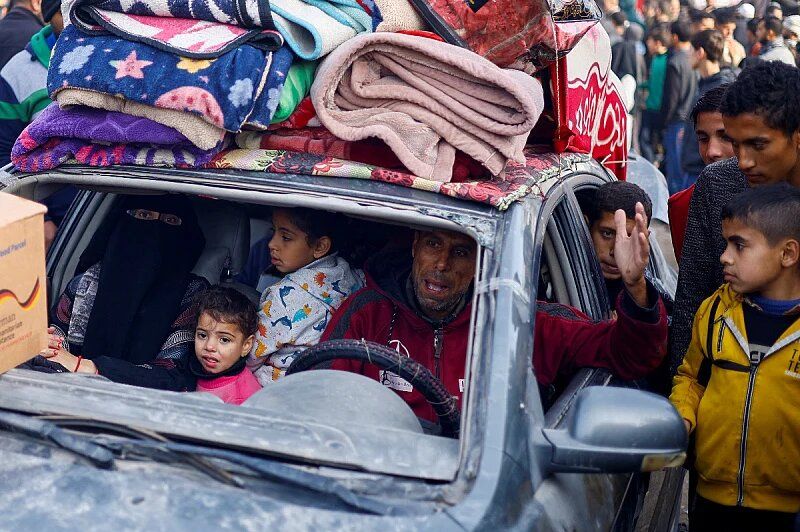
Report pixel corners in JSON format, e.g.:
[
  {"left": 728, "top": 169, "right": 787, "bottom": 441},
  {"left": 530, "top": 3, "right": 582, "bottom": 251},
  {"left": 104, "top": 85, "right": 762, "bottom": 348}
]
[{"left": 671, "top": 183, "right": 800, "bottom": 530}]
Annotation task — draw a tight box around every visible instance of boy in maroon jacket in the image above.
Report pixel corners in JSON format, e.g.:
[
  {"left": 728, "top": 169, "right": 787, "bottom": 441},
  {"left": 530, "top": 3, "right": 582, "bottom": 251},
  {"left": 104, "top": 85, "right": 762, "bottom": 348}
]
[{"left": 322, "top": 203, "right": 667, "bottom": 421}]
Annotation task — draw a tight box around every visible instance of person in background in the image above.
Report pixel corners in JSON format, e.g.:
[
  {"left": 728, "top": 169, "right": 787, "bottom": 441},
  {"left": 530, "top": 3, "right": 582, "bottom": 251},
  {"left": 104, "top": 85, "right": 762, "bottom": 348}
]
[
  {"left": 680, "top": 31, "right": 737, "bottom": 187},
  {"left": 668, "top": 61, "right": 800, "bottom": 379},
  {"left": 669, "top": 85, "right": 734, "bottom": 262},
  {"left": 600, "top": 0, "right": 623, "bottom": 45},
  {"left": 0, "top": 0, "right": 9, "bottom": 18},
  {"left": 0, "top": 0, "right": 76, "bottom": 250},
  {"left": 671, "top": 184, "right": 800, "bottom": 530},
  {"left": 767, "top": 1, "right": 784, "bottom": 18},
  {"left": 691, "top": 10, "right": 717, "bottom": 33},
  {"left": 0, "top": 0, "right": 42, "bottom": 69},
  {"left": 640, "top": 24, "right": 671, "bottom": 163},
  {"left": 734, "top": 3, "right": 756, "bottom": 47},
  {"left": 746, "top": 16, "right": 763, "bottom": 55},
  {"left": 782, "top": 14, "right": 800, "bottom": 61},
  {"left": 758, "top": 15, "right": 797, "bottom": 63},
  {"left": 715, "top": 7, "right": 748, "bottom": 67},
  {"left": 662, "top": 20, "right": 698, "bottom": 194}
]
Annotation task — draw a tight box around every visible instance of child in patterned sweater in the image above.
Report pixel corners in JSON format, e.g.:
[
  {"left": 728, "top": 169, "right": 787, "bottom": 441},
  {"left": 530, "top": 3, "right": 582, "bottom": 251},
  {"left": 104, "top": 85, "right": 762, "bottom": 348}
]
[{"left": 248, "top": 208, "right": 363, "bottom": 385}]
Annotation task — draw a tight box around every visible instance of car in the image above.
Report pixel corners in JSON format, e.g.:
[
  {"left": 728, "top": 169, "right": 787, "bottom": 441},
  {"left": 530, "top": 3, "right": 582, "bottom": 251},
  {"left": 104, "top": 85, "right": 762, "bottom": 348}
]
[{"left": 0, "top": 154, "right": 686, "bottom": 530}]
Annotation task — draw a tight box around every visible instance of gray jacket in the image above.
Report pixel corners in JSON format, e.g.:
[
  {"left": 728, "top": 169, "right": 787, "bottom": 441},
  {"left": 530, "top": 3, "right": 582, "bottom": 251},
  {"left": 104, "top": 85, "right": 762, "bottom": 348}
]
[
  {"left": 668, "top": 158, "right": 748, "bottom": 376},
  {"left": 759, "top": 38, "right": 796, "bottom": 66}
]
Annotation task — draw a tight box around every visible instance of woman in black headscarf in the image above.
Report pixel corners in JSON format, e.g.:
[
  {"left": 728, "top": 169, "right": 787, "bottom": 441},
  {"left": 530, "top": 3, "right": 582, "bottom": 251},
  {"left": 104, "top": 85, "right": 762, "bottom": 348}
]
[{"left": 39, "top": 194, "right": 209, "bottom": 391}]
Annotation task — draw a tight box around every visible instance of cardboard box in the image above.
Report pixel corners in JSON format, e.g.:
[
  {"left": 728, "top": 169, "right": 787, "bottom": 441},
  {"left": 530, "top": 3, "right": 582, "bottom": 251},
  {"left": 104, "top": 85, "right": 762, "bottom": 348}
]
[{"left": 0, "top": 194, "right": 47, "bottom": 370}]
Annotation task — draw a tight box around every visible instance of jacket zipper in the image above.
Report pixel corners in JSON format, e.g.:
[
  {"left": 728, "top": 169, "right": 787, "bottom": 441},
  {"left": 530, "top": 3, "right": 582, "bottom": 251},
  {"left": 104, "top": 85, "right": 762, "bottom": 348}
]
[
  {"left": 433, "top": 327, "right": 443, "bottom": 380},
  {"left": 737, "top": 363, "right": 758, "bottom": 506}
]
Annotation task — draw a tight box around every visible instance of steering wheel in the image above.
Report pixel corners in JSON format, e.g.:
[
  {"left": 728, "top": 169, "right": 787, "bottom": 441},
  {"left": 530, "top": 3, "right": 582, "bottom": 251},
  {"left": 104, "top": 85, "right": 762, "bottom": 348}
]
[{"left": 286, "top": 339, "right": 461, "bottom": 438}]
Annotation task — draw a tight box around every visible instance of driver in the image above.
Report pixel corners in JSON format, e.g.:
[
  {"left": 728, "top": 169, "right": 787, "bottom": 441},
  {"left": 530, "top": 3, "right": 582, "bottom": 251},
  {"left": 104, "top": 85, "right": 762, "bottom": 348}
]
[{"left": 321, "top": 203, "right": 668, "bottom": 421}]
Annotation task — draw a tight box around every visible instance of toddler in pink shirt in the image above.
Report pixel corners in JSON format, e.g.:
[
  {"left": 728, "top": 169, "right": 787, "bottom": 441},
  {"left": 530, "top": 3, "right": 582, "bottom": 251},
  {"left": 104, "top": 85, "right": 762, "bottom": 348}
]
[{"left": 191, "top": 286, "right": 261, "bottom": 405}]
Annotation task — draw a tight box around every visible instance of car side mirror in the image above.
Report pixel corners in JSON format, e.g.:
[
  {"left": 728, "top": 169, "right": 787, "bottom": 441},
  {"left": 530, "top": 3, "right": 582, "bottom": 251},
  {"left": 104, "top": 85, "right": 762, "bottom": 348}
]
[{"left": 535, "top": 386, "right": 687, "bottom": 474}]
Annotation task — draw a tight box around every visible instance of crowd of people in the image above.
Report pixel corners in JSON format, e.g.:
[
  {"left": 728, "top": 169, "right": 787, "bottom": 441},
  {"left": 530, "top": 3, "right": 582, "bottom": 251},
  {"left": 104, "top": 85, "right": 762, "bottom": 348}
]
[{"left": 0, "top": 0, "right": 799, "bottom": 528}]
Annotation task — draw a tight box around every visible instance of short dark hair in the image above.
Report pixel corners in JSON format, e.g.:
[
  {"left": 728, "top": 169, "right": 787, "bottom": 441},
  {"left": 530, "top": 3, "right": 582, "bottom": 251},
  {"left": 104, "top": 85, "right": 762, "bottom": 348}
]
[
  {"left": 691, "top": 29, "right": 726, "bottom": 63},
  {"left": 195, "top": 286, "right": 258, "bottom": 337},
  {"left": 714, "top": 7, "right": 737, "bottom": 25},
  {"left": 610, "top": 11, "right": 628, "bottom": 29},
  {"left": 747, "top": 17, "right": 760, "bottom": 33},
  {"left": 671, "top": 20, "right": 693, "bottom": 42},
  {"left": 275, "top": 207, "right": 342, "bottom": 250},
  {"left": 721, "top": 183, "right": 800, "bottom": 245},
  {"left": 766, "top": 4, "right": 783, "bottom": 17},
  {"left": 647, "top": 24, "right": 672, "bottom": 47},
  {"left": 721, "top": 60, "right": 800, "bottom": 136},
  {"left": 691, "top": 84, "right": 730, "bottom": 125},
  {"left": 587, "top": 181, "right": 653, "bottom": 227},
  {"left": 762, "top": 15, "right": 784, "bottom": 35}
]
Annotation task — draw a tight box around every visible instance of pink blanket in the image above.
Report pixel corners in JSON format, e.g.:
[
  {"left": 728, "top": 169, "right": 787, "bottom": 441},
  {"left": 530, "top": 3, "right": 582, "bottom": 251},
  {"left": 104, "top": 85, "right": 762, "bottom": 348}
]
[{"left": 310, "top": 32, "right": 544, "bottom": 182}]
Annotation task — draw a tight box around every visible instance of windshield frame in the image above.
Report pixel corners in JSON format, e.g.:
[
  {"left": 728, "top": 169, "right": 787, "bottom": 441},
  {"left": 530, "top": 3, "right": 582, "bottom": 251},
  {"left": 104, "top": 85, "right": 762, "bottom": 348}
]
[{"left": 0, "top": 167, "right": 506, "bottom": 500}]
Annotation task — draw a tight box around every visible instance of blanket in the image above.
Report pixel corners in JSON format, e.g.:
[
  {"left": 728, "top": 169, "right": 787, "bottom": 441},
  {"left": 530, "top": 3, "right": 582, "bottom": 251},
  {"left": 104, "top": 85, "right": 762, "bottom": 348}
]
[
  {"left": 57, "top": 89, "right": 226, "bottom": 150},
  {"left": 49, "top": 26, "right": 291, "bottom": 133},
  {"left": 11, "top": 103, "right": 225, "bottom": 172},
  {"left": 310, "top": 32, "right": 544, "bottom": 182},
  {"left": 66, "top": 0, "right": 373, "bottom": 60},
  {"left": 236, "top": 127, "right": 487, "bottom": 179},
  {"left": 205, "top": 148, "right": 587, "bottom": 210}
]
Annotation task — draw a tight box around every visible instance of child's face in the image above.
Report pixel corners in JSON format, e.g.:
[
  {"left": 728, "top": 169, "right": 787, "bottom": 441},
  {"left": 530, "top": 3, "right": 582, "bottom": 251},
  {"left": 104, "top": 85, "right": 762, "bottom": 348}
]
[
  {"left": 268, "top": 210, "right": 326, "bottom": 274},
  {"left": 720, "top": 218, "right": 788, "bottom": 297},
  {"left": 195, "top": 311, "right": 254, "bottom": 374},
  {"left": 590, "top": 212, "right": 636, "bottom": 280}
]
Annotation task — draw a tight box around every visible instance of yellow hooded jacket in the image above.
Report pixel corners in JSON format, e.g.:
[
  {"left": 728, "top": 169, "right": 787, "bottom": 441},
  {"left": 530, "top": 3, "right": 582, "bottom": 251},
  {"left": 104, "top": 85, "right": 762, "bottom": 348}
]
[{"left": 671, "top": 284, "right": 800, "bottom": 513}]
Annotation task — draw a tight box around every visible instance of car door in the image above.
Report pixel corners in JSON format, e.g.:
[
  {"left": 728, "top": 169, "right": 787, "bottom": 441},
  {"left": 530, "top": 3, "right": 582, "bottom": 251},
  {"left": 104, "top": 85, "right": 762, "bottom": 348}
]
[{"left": 529, "top": 175, "right": 634, "bottom": 532}]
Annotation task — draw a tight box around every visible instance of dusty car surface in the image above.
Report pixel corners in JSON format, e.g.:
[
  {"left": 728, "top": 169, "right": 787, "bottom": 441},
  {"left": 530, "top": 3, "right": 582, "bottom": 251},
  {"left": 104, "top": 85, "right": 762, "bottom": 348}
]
[{"left": 0, "top": 155, "right": 686, "bottom": 530}]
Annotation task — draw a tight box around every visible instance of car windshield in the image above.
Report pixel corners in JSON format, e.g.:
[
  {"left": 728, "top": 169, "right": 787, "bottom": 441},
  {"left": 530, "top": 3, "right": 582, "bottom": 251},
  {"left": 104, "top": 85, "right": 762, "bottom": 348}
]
[{"left": 0, "top": 175, "right": 497, "bottom": 483}]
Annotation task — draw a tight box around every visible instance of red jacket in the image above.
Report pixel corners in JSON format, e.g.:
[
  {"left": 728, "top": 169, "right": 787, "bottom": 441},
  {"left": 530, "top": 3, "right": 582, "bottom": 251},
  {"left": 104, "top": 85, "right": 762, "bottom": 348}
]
[
  {"left": 322, "top": 253, "right": 668, "bottom": 422},
  {"left": 668, "top": 184, "right": 694, "bottom": 263}
]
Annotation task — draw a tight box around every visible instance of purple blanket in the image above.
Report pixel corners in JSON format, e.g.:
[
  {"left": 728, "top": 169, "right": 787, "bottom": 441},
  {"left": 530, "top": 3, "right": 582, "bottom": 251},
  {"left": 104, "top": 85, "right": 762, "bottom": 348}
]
[{"left": 12, "top": 103, "right": 226, "bottom": 172}]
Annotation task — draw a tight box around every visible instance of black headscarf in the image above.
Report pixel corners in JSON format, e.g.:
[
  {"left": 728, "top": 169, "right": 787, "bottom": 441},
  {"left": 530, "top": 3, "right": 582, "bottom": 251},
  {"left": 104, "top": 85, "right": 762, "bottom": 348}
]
[{"left": 79, "top": 195, "right": 204, "bottom": 363}]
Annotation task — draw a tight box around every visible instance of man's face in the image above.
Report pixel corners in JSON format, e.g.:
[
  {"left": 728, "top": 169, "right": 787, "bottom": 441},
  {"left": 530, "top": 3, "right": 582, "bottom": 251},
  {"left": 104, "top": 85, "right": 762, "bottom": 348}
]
[
  {"left": 757, "top": 20, "right": 769, "bottom": 42},
  {"left": 695, "top": 111, "right": 734, "bottom": 165},
  {"left": 691, "top": 45, "right": 704, "bottom": 69},
  {"left": 717, "top": 21, "right": 737, "bottom": 40},
  {"left": 411, "top": 230, "right": 476, "bottom": 321},
  {"left": 723, "top": 112, "right": 800, "bottom": 186},
  {"left": 720, "top": 218, "right": 785, "bottom": 295},
  {"left": 590, "top": 212, "right": 636, "bottom": 280}
]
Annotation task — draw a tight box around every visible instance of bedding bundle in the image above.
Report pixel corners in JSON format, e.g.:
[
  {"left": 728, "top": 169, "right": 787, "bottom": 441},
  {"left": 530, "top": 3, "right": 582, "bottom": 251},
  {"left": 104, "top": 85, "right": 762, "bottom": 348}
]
[{"left": 12, "top": 0, "right": 597, "bottom": 199}]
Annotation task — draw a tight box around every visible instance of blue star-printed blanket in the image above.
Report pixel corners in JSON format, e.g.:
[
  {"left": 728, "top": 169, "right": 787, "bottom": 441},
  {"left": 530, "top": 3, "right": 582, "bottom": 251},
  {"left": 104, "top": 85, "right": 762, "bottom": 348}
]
[{"left": 48, "top": 25, "right": 294, "bottom": 132}]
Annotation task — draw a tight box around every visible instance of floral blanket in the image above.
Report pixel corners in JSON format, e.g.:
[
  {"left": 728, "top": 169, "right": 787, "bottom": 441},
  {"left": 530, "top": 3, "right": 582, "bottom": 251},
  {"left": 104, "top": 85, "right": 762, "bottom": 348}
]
[
  {"left": 48, "top": 26, "right": 293, "bottom": 132},
  {"left": 205, "top": 147, "right": 585, "bottom": 210}
]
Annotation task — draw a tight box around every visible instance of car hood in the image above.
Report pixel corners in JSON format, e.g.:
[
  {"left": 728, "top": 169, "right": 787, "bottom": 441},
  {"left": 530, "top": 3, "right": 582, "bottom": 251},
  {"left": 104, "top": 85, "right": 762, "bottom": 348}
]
[
  {"left": 0, "top": 450, "right": 461, "bottom": 530},
  {"left": 0, "top": 369, "right": 459, "bottom": 480}
]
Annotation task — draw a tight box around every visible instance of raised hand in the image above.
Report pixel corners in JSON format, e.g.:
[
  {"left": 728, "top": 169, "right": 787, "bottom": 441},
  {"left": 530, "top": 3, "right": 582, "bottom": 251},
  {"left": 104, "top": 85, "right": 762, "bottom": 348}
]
[{"left": 613, "top": 202, "right": 650, "bottom": 307}]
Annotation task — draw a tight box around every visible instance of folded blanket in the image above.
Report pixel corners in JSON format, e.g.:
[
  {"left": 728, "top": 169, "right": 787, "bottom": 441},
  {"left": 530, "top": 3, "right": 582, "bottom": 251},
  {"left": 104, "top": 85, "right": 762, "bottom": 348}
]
[
  {"left": 236, "top": 127, "right": 402, "bottom": 168},
  {"left": 57, "top": 89, "right": 226, "bottom": 150},
  {"left": 373, "top": 0, "right": 426, "bottom": 32},
  {"left": 66, "top": 0, "right": 372, "bottom": 60},
  {"left": 244, "top": 46, "right": 296, "bottom": 130},
  {"left": 310, "top": 32, "right": 544, "bottom": 182},
  {"left": 269, "top": 97, "right": 318, "bottom": 129},
  {"left": 270, "top": 60, "right": 317, "bottom": 124},
  {"left": 65, "top": 0, "right": 282, "bottom": 57},
  {"left": 49, "top": 26, "right": 290, "bottom": 133},
  {"left": 12, "top": 103, "right": 225, "bottom": 172},
  {"left": 269, "top": 0, "right": 371, "bottom": 59}
]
